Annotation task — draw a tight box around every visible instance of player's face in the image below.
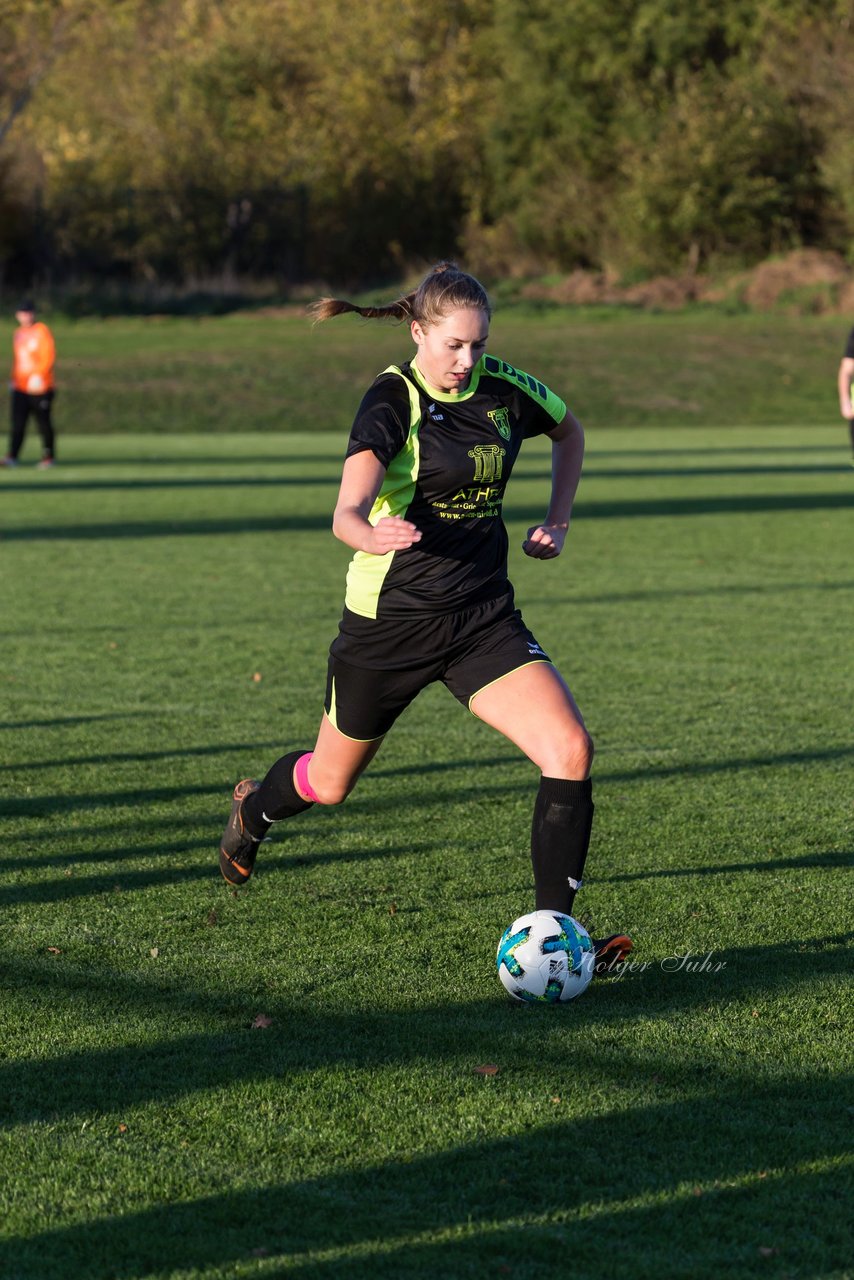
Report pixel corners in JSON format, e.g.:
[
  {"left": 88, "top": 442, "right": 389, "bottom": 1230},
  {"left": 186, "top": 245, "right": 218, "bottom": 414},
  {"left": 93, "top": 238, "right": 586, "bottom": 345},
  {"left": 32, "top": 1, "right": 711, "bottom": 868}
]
[
  {"left": 15, "top": 310, "right": 35, "bottom": 328},
  {"left": 411, "top": 307, "right": 489, "bottom": 394}
]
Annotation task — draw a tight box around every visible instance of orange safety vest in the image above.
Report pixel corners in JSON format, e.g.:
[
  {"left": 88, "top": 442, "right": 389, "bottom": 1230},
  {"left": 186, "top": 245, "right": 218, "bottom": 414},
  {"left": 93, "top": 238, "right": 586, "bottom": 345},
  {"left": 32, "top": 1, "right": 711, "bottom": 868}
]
[{"left": 12, "top": 322, "right": 55, "bottom": 394}]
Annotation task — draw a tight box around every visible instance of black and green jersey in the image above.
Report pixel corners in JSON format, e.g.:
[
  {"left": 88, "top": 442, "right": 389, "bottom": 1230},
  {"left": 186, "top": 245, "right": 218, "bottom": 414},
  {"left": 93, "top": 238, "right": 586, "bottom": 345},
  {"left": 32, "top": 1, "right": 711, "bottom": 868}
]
[{"left": 343, "top": 354, "right": 567, "bottom": 618}]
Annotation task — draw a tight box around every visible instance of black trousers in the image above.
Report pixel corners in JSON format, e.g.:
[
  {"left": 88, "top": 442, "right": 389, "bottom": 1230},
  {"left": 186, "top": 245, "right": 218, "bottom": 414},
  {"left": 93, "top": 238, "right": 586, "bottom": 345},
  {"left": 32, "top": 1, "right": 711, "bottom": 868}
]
[{"left": 9, "top": 389, "right": 56, "bottom": 460}]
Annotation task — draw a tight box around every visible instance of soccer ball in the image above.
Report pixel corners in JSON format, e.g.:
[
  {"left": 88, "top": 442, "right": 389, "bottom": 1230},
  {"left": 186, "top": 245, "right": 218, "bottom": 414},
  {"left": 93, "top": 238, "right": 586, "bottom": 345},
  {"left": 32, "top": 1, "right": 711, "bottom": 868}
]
[{"left": 496, "top": 910, "right": 594, "bottom": 1003}]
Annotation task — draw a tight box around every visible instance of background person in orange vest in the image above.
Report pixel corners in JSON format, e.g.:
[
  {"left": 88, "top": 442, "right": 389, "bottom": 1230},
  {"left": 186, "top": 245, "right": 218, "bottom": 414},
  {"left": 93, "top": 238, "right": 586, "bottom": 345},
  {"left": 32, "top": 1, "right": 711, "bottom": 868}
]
[{"left": 3, "top": 299, "right": 57, "bottom": 469}]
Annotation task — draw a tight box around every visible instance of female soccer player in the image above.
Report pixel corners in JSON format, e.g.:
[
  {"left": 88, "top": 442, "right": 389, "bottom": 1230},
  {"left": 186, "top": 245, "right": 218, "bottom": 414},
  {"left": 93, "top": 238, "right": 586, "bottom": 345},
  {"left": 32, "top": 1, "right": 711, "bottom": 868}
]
[{"left": 218, "top": 261, "right": 631, "bottom": 973}]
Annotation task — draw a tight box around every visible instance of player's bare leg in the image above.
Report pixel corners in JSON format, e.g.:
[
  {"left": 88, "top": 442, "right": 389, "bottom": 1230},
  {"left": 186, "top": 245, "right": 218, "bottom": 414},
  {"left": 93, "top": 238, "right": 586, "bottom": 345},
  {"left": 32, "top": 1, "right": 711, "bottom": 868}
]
[
  {"left": 469, "top": 660, "right": 591, "bottom": 779},
  {"left": 219, "top": 718, "right": 383, "bottom": 885},
  {"left": 296, "top": 714, "right": 385, "bottom": 805},
  {"left": 471, "top": 661, "right": 632, "bottom": 973}
]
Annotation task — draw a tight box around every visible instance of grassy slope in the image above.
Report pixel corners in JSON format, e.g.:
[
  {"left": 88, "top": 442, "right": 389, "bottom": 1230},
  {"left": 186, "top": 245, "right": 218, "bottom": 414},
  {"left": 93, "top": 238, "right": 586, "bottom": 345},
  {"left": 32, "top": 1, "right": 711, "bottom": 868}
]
[
  {"left": 0, "top": 424, "right": 851, "bottom": 1279},
  {"left": 1, "top": 307, "right": 847, "bottom": 437}
]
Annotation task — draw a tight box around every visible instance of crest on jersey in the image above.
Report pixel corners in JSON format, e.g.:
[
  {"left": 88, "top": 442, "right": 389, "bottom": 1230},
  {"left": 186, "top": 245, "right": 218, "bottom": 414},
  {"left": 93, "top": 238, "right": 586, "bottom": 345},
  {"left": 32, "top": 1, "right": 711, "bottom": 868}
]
[
  {"left": 487, "top": 407, "right": 512, "bottom": 440},
  {"left": 468, "top": 444, "right": 506, "bottom": 482}
]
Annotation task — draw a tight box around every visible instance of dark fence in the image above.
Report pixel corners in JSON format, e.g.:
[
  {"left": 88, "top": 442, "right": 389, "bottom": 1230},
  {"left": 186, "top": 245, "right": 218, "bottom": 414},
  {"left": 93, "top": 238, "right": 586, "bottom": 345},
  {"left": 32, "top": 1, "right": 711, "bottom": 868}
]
[{"left": 1, "top": 185, "right": 309, "bottom": 296}]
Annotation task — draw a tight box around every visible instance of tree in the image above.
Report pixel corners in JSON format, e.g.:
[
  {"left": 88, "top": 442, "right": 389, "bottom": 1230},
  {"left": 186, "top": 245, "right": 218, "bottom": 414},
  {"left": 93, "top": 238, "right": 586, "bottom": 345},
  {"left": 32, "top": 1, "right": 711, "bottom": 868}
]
[{"left": 0, "top": 0, "right": 98, "bottom": 145}]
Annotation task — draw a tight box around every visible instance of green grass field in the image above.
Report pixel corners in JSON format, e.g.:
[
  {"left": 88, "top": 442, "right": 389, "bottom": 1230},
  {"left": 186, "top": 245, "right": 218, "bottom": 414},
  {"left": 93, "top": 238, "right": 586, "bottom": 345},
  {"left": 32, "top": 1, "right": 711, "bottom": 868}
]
[
  {"left": 2, "top": 306, "right": 847, "bottom": 434},
  {"left": 1, "top": 402, "right": 853, "bottom": 1272}
]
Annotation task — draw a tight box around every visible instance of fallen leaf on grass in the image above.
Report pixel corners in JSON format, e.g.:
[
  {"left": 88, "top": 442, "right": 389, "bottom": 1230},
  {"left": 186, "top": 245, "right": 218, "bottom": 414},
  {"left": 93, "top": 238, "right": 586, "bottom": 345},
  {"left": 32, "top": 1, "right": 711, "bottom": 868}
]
[
  {"left": 118, "top": 1123, "right": 128, "bottom": 1134},
  {"left": 252, "top": 672, "right": 263, "bottom": 683},
  {"left": 149, "top": 947, "right": 160, "bottom": 958},
  {"left": 206, "top": 910, "right": 218, "bottom": 926},
  {"left": 388, "top": 902, "right": 397, "bottom": 915},
  {"left": 473, "top": 1064, "right": 499, "bottom": 1077},
  {"left": 47, "top": 947, "right": 62, "bottom": 955},
  {"left": 252, "top": 1014, "right": 273, "bottom": 1029}
]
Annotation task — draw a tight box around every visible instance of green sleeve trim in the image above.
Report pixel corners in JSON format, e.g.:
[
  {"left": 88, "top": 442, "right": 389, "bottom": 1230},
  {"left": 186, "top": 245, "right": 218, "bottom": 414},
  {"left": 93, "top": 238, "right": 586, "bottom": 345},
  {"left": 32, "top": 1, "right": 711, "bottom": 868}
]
[
  {"left": 482, "top": 354, "right": 566, "bottom": 425},
  {"left": 344, "top": 367, "right": 423, "bottom": 619}
]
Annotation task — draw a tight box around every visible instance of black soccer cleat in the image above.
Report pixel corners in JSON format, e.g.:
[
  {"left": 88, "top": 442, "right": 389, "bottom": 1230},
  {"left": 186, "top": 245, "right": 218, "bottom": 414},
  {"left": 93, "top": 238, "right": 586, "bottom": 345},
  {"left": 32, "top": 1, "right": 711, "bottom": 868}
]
[
  {"left": 592, "top": 933, "right": 633, "bottom": 977},
  {"left": 219, "top": 778, "right": 263, "bottom": 885}
]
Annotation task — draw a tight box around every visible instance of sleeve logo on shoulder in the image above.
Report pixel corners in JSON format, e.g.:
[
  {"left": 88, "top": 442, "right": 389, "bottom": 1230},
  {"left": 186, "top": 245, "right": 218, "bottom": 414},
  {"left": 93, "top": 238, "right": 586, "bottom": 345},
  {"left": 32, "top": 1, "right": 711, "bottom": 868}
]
[
  {"left": 487, "top": 407, "right": 512, "bottom": 440},
  {"left": 484, "top": 354, "right": 548, "bottom": 401}
]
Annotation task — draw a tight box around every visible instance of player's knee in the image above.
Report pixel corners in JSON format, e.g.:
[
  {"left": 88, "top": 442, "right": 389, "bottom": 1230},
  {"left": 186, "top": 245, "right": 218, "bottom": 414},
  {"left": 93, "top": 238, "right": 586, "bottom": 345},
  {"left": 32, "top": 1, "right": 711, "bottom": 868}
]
[
  {"left": 576, "top": 727, "right": 595, "bottom": 776},
  {"left": 536, "top": 725, "right": 593, "bottom": 779},
  {"left": 308, "top": 776, "right": 353, "bottom": 806},
  {"left": 560, "top": 725, "right": 594, "bottom": 778}
]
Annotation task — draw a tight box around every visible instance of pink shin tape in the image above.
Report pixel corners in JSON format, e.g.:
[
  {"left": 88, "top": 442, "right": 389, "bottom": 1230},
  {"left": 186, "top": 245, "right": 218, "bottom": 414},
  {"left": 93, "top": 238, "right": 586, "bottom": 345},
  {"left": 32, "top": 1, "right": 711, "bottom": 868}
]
[{"left": 294, "top": 752, "right": 321, "bottom": 804}]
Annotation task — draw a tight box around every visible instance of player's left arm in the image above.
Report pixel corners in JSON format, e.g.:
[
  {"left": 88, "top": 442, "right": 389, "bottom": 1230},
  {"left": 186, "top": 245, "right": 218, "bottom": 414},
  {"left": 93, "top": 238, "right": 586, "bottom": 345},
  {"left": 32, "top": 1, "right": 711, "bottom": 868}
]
[
  {"left": 838, "top": 356, "right": 854, "bottom": 419},
  {"left": 522, "top": 410, "right": 585, "bottom": 560}
]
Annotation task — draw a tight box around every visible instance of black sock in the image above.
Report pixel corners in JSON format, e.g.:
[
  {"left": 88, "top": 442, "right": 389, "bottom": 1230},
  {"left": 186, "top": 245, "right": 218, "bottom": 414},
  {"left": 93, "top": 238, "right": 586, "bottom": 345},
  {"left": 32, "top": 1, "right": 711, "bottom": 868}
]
[
  {"left": 242, "top": 749, "right": 314, "bottom": 838},
  {"left": 531, "top": 776, "right": 594, "bottom": 916}
]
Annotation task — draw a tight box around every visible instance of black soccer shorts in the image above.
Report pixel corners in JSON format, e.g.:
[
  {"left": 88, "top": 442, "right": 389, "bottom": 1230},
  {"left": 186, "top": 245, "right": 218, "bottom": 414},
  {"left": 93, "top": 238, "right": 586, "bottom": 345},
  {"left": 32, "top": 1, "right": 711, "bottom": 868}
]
[{"left": 324, "top": 594, "right": 551, "bottom": 741}]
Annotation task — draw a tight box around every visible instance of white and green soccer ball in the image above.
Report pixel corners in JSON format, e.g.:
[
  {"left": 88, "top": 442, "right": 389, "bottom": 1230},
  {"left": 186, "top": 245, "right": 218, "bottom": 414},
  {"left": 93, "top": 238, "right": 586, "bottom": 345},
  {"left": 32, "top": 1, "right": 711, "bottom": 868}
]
[{"left": 496, "top": 910, "right": 594, "bottom": 1003}]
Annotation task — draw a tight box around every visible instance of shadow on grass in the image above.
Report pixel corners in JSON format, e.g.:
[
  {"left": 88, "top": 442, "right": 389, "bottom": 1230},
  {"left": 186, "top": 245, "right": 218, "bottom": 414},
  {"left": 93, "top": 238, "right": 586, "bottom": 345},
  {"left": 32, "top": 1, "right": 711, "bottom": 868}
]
[
  {"left": 3, "top": 491, "right": 852, "bottom": 545},
  {"left": 44, "top": 453, "right": 343, "bottom": 468},
  {"left": 585, "top": 444, "right": 846, "bottom": 457},
  {"left": 371, "top": 742, "right": 854, "bottom": 785},
  {"left": 0, "top": 837, "right": 436, "bottom": 904},
  {"left": 3, "top": 1163, "right": 847, "bottom": 1280},
  {"left": 0, "top": 931, "right": 849, "bottom": 1130},
  {"left": 506, "top": 491, "right": 854, "bottom": 523},
  {"left": 0, "top": 809, "right": 214, "bottom": 844},
  {"left": 0, "top": 711, "right": 157, "bottom": 731},
  {"left": 0, "top": 514, "right": 333, "bottom": 541},
  {"left": 519, "top": 463, "right": 853, "bottom": 480},
  {"left": 1, "top": 828, "right": 844, "bottom": 906},
  {"left": 0, "top": 475, "right": 338, "bottom": 494},
  {"left": 0, "top": 780, "right": 517, "bottom": 825},
  {"left": 7, "top": 465, "right": 850, "bottom": 497},
  {"left": 2, "top": 740, "right": 851, "bottom": 847},
  {"left": 0, "top": 942, "right": 850, "bottom": 1277},
  {"left": 0, "top": 765, "right": 534, "bottom": 826},
  {"left": 1, "top": 782, "right": 224, "bottom": 818},
  {"left": 597, "top": 743, "right": 854, "bottom": 784},
  {"left": 597, "top": 848, "right": 851, "bottom": 884},
  {"left": 523, "top": 578, "right": 854, "bottom": 609},
  {"left": 0, "top": 740, "right": 284, "bottom": 774},
  {"left": 0, "top": 836, "right": 210, "bottom": 875}
]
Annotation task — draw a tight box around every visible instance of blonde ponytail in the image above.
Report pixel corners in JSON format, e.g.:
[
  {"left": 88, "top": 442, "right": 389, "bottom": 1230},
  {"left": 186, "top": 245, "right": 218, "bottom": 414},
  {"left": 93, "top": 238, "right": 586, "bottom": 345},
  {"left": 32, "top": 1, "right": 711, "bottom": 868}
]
[
  {"left": 309, "top": 261, "right": 490, "bottom": 329},
  {"left": 308, "top": 294, "right": 414, "bottom": 325}
]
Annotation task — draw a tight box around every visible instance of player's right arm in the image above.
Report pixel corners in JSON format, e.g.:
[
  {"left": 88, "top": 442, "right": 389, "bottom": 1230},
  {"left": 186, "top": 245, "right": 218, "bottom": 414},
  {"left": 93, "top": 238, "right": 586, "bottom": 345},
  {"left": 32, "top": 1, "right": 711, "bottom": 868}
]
[
  {"left": 332, "top": 450, "right": 422, "bottom": 555},
  {"left": 838, "top": 356, "right": 854, "bottom": 419}
]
